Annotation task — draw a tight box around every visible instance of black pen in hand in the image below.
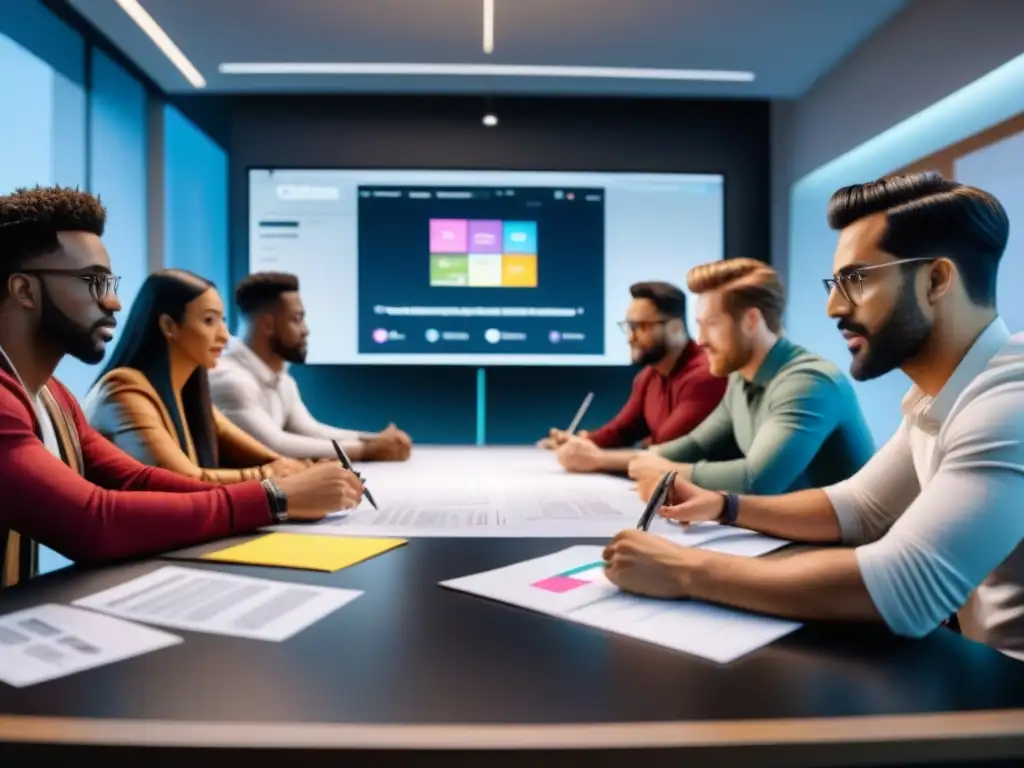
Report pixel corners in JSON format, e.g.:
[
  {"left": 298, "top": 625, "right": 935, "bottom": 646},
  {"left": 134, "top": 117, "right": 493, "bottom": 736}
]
[{"left": 331, "top": 439, "right": 379, "bottom": 510}]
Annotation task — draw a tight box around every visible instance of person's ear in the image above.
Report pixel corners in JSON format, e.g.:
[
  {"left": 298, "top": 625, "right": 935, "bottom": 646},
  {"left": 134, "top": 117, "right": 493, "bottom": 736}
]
[
  {"left": 158, "top": 313, "right": 178, "bottom": 342},
  {"left": 926, "top": 258, "right": 956, "bottom": 303},
  {"left": 258, "top": 313, "right": 275, "bottom": 336},
  {"left": 7, "top": 275, "right": 38, "bottom": 311}
]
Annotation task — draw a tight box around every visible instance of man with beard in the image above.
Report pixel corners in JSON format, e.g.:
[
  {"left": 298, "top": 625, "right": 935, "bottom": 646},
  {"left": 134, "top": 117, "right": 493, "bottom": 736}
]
[
  {"left": 0, "top": 187, "right": 365, "bottom": 586},
  {"left": 209, "top": 272, "right": 411, "bottom": 462},
  {"left": 628, "top": 258, "right": 874, "bottom": 495},
  {"left": 548, "top": 281, "right": 726, "bottom": 474},
  {"left": 601, "top": 174, "right": 1024, "bottom": 660}
]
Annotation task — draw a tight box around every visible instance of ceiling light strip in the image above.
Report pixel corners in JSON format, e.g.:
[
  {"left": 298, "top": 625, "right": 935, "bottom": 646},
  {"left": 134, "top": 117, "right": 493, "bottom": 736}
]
[
  {"left": 483, "top": 0, "right": 494, "bottom": 54},
  {"left": 112, "top": 0, "right": 206, "bottom": 87},
  {"left": 217, "top": 62, "right": 754, "bottom": 82}
]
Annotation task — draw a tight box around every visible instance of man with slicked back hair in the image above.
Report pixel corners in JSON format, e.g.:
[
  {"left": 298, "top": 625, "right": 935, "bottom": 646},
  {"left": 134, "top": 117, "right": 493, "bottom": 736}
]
[{"left": 602, "top": 173, "right": 1024, "bottom": 661}]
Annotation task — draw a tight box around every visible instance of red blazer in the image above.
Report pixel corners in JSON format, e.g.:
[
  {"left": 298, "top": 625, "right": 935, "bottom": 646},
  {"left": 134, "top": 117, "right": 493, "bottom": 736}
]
[{"left": 0, "top": 370, "right": 272, "bottom": 568}]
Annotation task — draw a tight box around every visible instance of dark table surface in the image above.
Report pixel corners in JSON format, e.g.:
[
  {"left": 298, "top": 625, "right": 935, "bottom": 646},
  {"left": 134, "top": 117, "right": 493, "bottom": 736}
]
[{"left": 1, "top": 536, "right": 1024, "bottom": 767}]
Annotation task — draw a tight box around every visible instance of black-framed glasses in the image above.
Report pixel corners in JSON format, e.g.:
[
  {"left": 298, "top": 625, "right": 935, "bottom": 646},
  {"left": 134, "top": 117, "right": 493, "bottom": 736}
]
[
  {"left": 822, "top": 257, "right": 936, "bottom": 305},
  {"left": 617, "top": 319, "right": 668, "bottom": 334},
  {"left": 18, "top": 269, "right": 121, "bottom": 301}
]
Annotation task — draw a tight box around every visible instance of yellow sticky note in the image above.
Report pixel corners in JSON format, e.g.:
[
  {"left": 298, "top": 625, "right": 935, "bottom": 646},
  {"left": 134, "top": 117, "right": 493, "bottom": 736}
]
[{"left": 201, "top": 533, "right": 406, "bottom": 572}]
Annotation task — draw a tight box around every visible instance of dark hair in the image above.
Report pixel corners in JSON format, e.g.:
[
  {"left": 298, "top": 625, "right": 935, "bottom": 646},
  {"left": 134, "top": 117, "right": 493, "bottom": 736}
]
[
  {"left": 629, "top": 281, "right": 687, "bottom": 321},
  {"left": 827, "top": 172, "right": 1009, "bottom": 306},
  {"left": 686, "top": 258, "right": 785, "bottom": 333},
  {"left": 0, "top": 186, "right": 106, "bottom": 292},
  {"left": 235, "top": 272, "right": 299, "bottom": 316},
  {"left": 95, "top": 269, "right": 220, "bottom": 467}
]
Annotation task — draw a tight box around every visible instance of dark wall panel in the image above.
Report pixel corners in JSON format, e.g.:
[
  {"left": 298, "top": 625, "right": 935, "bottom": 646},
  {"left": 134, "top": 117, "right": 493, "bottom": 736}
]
[{"left": 222, "top": 95, "right": 769, "bottom": 444}]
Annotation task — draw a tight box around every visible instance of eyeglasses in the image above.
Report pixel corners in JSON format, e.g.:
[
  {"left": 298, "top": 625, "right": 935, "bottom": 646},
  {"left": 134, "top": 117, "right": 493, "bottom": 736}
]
[
  {"left": 18, "top": 269, "right": 121, "bottom": 301},
  {"left": 617, "top": 319, "right": 668, "bottom": 334},
  {"left": 822, "top": 257, "right": 936, "bottom": 306}
]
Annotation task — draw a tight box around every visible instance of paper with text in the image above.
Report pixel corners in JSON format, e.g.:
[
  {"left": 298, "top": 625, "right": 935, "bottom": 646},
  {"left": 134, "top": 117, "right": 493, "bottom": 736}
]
[
  {"left": 0, "top": 604, "right": 181, "bottom": 688},
  {"left": 441, "top": 546, "right": 801, "bottom": 663},
  {"left": 268, "top": 447, "right": 791, "bottom": 549},
  {"left": 74, "top": 565, "right": 362, "bottom": 642}
]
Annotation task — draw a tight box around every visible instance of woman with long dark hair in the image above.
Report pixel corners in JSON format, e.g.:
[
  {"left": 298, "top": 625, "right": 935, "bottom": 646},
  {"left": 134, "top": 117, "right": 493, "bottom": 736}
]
[{"left": 84, "top": 270, "right": 305, "bottom": 483}]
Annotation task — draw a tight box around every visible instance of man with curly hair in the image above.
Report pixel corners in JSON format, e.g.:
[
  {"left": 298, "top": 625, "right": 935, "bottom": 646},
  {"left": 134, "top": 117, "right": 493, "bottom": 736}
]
[{"left": 0, "top": 186, "right": 364, "bottom": 586}]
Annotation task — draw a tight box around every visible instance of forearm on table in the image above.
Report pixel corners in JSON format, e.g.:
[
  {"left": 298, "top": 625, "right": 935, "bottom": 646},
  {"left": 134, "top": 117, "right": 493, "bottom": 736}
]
[
  {"left": 595, "top": 448, "right": 640, "bottom": 473},
  {"left": 733, "top": 489, "right": 843, "bottom": 543},
  {"left": 684, "top": 546, "right": 882, "bottom": 624}
]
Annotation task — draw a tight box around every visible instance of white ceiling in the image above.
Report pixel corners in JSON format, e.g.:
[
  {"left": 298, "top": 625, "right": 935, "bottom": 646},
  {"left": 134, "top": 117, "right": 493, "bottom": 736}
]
[{"left": 65, "top": 0, "right": 910, "bottom": 97}]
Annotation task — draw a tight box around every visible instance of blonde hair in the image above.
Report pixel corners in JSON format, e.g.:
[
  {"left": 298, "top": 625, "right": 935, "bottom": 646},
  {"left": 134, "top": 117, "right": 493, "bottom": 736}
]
[{"left": 686, "top": 258, "right": 785, "bottom": 333}]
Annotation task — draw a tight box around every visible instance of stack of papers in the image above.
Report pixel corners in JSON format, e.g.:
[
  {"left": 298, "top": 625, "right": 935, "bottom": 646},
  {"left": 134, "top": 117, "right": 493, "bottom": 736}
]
[
  {"left": 441, "top": 546, "right": 802, "bottom": 663},
  {"left": 196, "top": 533, "right": 406, "bottom": 572}
]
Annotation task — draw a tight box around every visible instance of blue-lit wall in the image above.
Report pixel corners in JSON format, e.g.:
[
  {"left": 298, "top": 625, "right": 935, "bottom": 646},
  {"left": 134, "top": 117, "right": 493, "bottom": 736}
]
[
  {"left": 164, "top": 105, "right": 229, "bottom": 300},
  {"left": 1, "top": 1, "right": 229, "bottom": 575},
  {"left": 785, "top": 53, "right": 1024, "bottom": 443}
]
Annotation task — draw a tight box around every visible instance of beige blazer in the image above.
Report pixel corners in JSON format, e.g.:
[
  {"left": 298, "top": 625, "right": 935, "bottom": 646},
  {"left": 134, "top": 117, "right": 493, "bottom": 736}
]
[{"left": 85, "top": 367, "right": 279, "bottom": 484}]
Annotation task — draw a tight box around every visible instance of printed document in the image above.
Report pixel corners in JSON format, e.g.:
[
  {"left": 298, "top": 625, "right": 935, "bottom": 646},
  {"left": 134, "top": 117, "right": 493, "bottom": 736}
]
[
  {"left": 74, "top": 565, "right": 362, "bottom": 642},
  {"left": 269, "top": 447, "right": 790, "bottom": 551},
  {"left": 441, "top": 546, "right": 801, "bottom": 663},
  {"left": 0, "top": 603, "right": 181, "bottom": 687}
]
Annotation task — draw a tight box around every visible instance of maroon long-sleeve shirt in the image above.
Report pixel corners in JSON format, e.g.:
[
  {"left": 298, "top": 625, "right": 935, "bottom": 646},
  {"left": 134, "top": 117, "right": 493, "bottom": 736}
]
[
  {"left": 0, "top": 371, "right": 273, "bottom": 568},
  {"left": 586, "top": 341, "right": 726, "bottom": 449}
]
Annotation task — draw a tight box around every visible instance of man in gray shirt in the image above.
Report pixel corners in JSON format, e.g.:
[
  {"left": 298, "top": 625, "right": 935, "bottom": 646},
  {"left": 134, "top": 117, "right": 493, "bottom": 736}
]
[
  {"left": 603, "top": 174, "right": 1024, "bottom": 660},
  {"left": 628, "top": 259, "right": 874, "bottom": 496},
  {"left": 210, "top": 273, "right": 411, "bottom": 462}
]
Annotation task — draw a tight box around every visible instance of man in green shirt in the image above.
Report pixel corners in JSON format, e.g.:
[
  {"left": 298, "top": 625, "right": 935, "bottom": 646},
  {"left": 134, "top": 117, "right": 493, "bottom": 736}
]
[{"left": 628, "top": 258, "right": 874, "bottom": 497}]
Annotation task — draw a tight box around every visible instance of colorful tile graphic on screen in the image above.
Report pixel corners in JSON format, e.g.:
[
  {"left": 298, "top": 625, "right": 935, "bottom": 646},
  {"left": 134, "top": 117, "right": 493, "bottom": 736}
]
[
  {"left": 532, "top": 561, "right": 606, "bottom": 593},
  {"left": 429, "top": 254, "right": 469, "bottom": 286},
  {"left": 501, "top": 254, "right": 537, "bottom": 287},
  {"left": 430, "top": 219, "right": 469, "bottom": 253},
  {"left": 429, "top": 218, "right": 538, "bottom": 287},
  {"left": 503, "top": 221, "right": 538, "bottom": 254},
  {"left": 468, "top": 220, "right": 503, "bottom": 253}
]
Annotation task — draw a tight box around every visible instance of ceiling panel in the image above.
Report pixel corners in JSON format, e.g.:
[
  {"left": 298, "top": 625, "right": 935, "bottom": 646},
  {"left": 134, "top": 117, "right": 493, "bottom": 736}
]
[{"left": 65, "top": 0, "right": 910, "bottom": 97}]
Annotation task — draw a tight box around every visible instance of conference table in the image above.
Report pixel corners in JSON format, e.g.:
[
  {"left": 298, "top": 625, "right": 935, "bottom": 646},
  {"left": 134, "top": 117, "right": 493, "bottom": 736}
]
[{"left": 1, "top": 447, "right": 1024, "bottom": 767}]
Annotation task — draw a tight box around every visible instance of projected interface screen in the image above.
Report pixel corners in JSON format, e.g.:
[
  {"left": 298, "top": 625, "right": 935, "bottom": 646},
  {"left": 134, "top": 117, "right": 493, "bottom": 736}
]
[{"left": 248, "top": 170, "right": 723, "bottom": 366}]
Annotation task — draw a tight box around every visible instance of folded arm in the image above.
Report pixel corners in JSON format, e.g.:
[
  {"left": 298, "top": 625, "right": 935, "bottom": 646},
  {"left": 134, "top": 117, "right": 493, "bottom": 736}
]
[
  {"left": 586, "top": 374, "right": 650, "bottom": 449},
  {"left": 654, "top": 397, "right": 736, "bottom": 463},
  {"left": 687, "top": 371, "right": 844, "bottom": 494},
  {"left": 1, "top": 386, "right": 271, "bottom": 564},
  {"left": 683, "top": 386, "right": 1024, "bottom": 635},
  {"left": 212, "top": 374, "right": 363, "bottom": 460}
]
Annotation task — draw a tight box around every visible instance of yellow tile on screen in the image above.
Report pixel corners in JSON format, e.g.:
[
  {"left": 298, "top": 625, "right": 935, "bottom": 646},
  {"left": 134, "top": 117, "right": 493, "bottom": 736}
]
[{"left": 501, "top": 255, "right": 537, "bottom": 287}]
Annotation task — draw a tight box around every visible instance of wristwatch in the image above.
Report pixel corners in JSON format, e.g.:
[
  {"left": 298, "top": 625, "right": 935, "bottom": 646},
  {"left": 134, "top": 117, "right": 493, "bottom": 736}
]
[
  {"left": 261, "top": 478, "right": 289, "bottom": 524},
  {"left": 718, "top": 492, "right": 740, "bottom": 526}
]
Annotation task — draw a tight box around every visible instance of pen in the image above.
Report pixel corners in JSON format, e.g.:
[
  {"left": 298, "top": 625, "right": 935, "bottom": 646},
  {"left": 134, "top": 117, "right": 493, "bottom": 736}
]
[
  {"left": 566, "top": 391, "right": 594, "bottom": 435},
  {"left": 331, "top": 439, "right": 379, "bottom": 510},
  {"left": 636, "top": 470, "right": 677, "bottom": 532}
]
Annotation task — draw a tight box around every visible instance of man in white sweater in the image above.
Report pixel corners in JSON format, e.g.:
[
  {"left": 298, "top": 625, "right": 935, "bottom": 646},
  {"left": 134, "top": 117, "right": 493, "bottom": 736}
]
[{"left": 209, "top": 273, "right": 411, "bottom": 462}]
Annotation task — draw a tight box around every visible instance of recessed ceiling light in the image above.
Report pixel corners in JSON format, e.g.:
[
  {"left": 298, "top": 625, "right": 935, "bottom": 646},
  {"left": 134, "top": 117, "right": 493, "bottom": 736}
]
[
  {"left": 217, "top": 62, "right": 754, "bottom": 83},
  {"left": 112, "top": 0, "right": 205, "bottom": 87},
  {"left": 483, "top": 0, "right": 494, "bottom": 54},
  {"left": 482, "top": 113, "right": 498, "bottom": 127}
]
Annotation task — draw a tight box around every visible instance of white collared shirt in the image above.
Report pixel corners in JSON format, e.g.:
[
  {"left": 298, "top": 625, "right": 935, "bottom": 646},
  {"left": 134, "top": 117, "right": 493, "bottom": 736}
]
[
  {"left": 208, "top": 337, "right": 365, "bottom": 460},
  {"left": 825, "top": 318, "right": 1024, "bottom": 658}
]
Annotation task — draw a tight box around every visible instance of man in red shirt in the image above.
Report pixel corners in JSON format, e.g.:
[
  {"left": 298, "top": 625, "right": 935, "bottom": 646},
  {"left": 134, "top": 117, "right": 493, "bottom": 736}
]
[
  {"left": 0, "top": 186, "right": 363, "bottom": 586},
  {"left": 546, "top": 281, "right": 726, "bottom": 474}
]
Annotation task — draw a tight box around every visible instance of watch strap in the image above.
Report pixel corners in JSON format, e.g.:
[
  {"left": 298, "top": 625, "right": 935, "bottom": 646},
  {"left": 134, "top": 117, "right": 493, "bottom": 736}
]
[
  {"left": 719, "top": 492, "right": 740, "bottom": 526},
  {"left": 261, "top": 478, "right": 289, "bottom": 523}
]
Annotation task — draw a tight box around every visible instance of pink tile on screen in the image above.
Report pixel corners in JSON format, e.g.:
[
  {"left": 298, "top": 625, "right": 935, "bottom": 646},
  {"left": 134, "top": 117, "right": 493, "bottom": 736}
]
[
  {"left": 467, "top": 219, "right": 503, "bottom": 253},
  {"left": 532, "top": 575, "right": 589, "bottom": 593},
  {"left": 429, "top": 219, "right": 468, "bottom": 253}
]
